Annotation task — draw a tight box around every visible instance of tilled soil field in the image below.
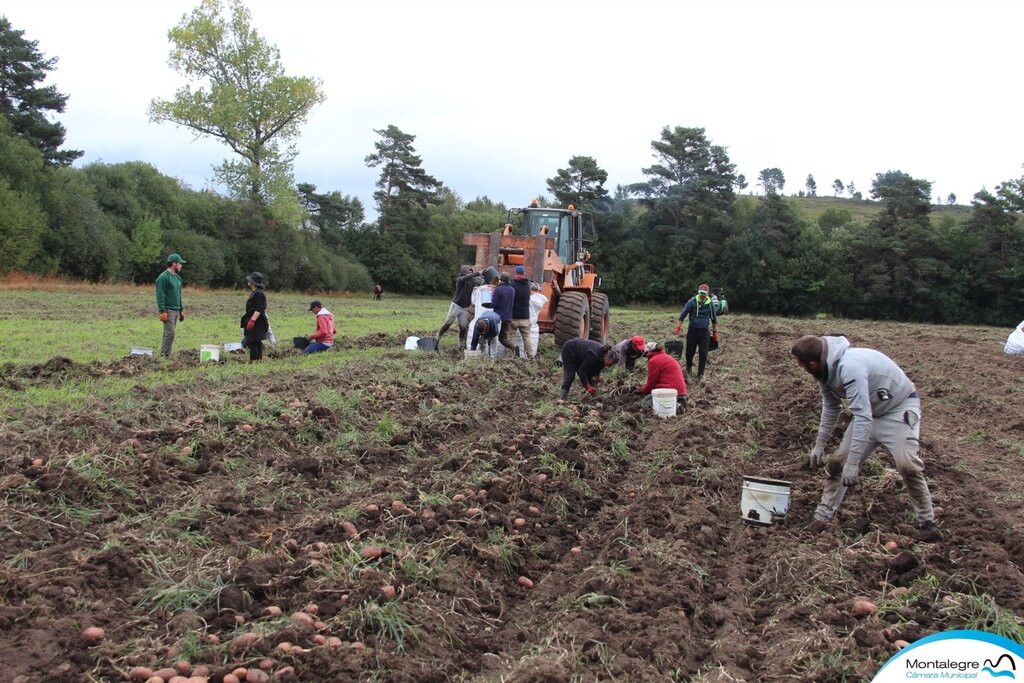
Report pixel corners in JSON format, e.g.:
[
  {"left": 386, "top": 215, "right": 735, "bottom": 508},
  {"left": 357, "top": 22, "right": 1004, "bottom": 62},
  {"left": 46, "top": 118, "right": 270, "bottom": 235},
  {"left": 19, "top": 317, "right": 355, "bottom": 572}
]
[{"left": 1, "top": 315, "right": 1022, "bottom": 682}]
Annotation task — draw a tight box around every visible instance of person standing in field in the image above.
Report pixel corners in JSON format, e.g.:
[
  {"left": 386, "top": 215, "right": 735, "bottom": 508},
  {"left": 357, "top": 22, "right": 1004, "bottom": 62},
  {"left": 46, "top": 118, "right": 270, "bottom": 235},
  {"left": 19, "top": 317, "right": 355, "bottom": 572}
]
[
  {"left": 373, "top": 283, "right": 383, "bottom": 301},
  {"left": 155, "top": 253, "right": 186, "bottom": 357},
  {"left": 241, "top": 272, "right": 269, "bottom": 363},
  {"left": 509, "top": 265, "right": 533, "bottom": 359},
  {"left": 674, "top": 283, "right": 718, "bottom": 383},
  {"left": 436, "top": 266, "right": 483, "bottom": 349},
  {"left": 791, "top": 335, "right": 940, "bottom": 541}
]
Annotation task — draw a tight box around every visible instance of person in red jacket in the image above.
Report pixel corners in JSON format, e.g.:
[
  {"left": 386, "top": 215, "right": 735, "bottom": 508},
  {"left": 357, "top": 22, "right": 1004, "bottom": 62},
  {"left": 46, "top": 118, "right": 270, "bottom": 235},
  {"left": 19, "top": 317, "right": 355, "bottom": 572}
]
[
  {"left": 303, "top": 300, "right": 336, "bottom": 354},
  {"left": 639, "top": 341, "right": 688, "bottom": 411}
]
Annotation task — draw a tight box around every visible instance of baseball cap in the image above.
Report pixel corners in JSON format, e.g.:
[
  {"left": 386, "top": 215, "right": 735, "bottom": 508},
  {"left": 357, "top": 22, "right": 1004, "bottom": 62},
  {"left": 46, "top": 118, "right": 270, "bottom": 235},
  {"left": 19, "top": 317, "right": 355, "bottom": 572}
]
[
  {"left": 630, "top": 335, "right": 645, "bottom": 352},
  {"left": 698, "top": 283, "right": 710, "bottom": 294},
  {"left": 645, "top": 341, "right": 661, "bottom": 353},
  {"left": 166, "top": 253, "right": 186, "bottom": 264},
  {"left": 308, "top": 300, "right": 322, "bottom": 311},
  {"left": 514, "top": 265, "right": 526, "bottom": 275}
]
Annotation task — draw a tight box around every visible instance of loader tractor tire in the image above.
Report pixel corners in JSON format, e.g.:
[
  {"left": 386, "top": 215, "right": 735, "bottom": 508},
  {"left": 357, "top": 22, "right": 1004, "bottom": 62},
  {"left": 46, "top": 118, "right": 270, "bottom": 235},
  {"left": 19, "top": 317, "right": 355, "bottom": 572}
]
[
  {"left": 588, "top": 292, "right": 610, "bottom": 343},
  {"left": 553, "top": 291, "right": 591, "bottom": 349}
]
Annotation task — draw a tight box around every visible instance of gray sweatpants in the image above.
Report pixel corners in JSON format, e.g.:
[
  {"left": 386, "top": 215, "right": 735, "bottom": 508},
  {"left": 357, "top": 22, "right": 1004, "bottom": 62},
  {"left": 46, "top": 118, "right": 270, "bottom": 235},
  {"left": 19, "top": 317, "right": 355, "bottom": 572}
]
[
  {"left": 815, "top": 396, "right": 935, "bottom": 524},
  {"left": 160, "top": 310, "right": 180, "bottom": 357}
]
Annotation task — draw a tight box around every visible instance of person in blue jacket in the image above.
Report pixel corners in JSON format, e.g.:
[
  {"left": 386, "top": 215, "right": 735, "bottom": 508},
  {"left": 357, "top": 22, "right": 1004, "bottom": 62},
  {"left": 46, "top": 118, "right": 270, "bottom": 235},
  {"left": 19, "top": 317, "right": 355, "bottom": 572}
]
[
  {"left": 470, "top": 310, "right": 502, "bottom": 356},
  {"left": 673, "top": 283, "right": 718, "bottom": 382},
  {"left": 482, "top": 272, "right": 517, "bottom": 356}
]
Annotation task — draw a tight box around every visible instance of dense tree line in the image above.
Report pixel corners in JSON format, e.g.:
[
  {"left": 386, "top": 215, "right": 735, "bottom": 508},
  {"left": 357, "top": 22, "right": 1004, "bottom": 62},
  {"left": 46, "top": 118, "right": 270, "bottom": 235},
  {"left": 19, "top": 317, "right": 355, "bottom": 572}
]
[{"left": 2, "top": 13, "right": 1023, "bottom": 326}]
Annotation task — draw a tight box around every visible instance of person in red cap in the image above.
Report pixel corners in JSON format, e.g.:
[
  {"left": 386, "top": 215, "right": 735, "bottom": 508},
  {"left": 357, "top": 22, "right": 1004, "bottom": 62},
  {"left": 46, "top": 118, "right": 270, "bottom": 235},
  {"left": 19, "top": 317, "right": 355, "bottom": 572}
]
[
  {"left": 639, "top": 341, "right": 688, "bottom": 411},
  {"left": 613, "top": 335, "right": 647, "bottom": 370},
  {"left": 673, "top": 283, "right": 718, "bottom": 382}
]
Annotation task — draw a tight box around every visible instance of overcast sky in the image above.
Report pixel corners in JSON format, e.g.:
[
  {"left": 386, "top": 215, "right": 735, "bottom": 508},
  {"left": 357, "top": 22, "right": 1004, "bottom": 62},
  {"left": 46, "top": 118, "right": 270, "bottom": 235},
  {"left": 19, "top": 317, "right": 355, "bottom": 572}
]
[{"left": 5, "top": 0, "right": 1023, "bottom": 215}]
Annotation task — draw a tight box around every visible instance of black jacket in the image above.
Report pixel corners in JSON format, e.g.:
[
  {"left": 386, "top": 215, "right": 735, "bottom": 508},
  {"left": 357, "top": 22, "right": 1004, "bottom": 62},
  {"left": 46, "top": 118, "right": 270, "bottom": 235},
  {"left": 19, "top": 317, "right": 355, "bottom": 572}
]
[
  {"left": 452, "top": 273, "right": 482, "bottom": 308},
  {"left": 560, "top": 338, "right": 608, "bottom": 392},
  {"left": 241, "top": 289, "right": 269, "bottom": 344},
  {"left": 510, "top": 278, "right": 532, "bottom": 319}
]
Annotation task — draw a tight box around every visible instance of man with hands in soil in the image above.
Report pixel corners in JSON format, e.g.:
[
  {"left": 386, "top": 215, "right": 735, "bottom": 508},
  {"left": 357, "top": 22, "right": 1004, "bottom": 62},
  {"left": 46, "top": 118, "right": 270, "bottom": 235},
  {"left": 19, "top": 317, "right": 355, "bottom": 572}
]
[
  {"left": 155, "top": 253, "right": 186, "bottom": 357},
  {"left": 558, "top": 339, "right": 619, "bottom": 400},
  {"left": 792, "top": 335, "right": 940, "bottom": 541}
]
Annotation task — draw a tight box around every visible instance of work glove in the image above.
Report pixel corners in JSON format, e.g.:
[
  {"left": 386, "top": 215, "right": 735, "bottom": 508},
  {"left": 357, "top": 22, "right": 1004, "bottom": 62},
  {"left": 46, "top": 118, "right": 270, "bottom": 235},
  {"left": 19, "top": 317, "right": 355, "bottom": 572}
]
[
  {"left": 178, "top": 309, "right": 185, "bottom": 322},
  {"left": 841, "top": 464, "right": 859, "bottom": 487},
  {"left": 809, "top": 445, "right": 825, "bottom": 468},
  {"left": 711, "top": 330, "right": 719, "bottom": 342},
  {"left": 245, "top": 319, "right": 255, "bottom": 331},
  {"left": 159, "top": 312, "right": 168, "bottom": 323},
  {"left": 673, "top": 325, "right": 681, "bottom": 336},
  {"left": 584, "top": 384, "right": 596, "bottom": 396}
]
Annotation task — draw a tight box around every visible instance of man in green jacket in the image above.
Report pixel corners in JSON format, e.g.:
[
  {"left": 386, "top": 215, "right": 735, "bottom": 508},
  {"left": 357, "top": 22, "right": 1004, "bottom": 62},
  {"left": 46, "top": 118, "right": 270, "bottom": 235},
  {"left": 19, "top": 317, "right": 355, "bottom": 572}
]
[{"left": 155, "top": 253, "right": 186, "bottom": 357}]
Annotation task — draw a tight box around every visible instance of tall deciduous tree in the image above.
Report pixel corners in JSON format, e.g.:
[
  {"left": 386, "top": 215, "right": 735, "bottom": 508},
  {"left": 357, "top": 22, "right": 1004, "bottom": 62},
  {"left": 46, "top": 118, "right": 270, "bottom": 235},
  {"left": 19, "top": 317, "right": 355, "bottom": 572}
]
[
  {"left": 758, "top": 168, "right": 785, "bottom": 195},
  {"left": 0, "top": 17, "right": 81, "bottom": 165},
  {"left": 546, "top": 155, "right": 609, "bottom": 210},
  {"left": 148, "top": 0, "right": 324, "bottom": 220}
]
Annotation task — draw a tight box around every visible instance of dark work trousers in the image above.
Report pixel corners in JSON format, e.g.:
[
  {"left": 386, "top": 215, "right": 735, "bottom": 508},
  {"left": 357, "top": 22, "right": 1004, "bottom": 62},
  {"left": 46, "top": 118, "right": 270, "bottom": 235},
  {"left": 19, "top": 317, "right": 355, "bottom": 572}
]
[
  {"left": 685, "top": 326, "right": 711, "bottom": 378},
  {"left": 249, "top": 339, "right": 264, "bottom": 362}
]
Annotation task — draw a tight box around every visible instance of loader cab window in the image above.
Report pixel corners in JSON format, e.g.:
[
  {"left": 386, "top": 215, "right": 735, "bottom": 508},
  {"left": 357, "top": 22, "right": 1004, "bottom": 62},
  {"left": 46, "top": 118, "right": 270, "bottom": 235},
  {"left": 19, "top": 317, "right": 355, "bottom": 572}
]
[{"left": 523, "top": 210, "right": 572, "bottom": 260}]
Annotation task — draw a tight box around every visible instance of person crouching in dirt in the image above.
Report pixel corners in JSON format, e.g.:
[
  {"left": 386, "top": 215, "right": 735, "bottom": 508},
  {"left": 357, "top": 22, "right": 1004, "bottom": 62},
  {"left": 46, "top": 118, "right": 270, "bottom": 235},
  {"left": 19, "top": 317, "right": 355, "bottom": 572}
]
[
  {"left": 470, "top": 310, "right": 501, "bottom": 357},
  {"left": 303, "top": 300, "right": 336, "bottom": 354},
  {"left": 373, "top": 283, "right": 383, "bottom": 301},
  {"left": 482, "top": 272, "right": 518, "bottom": 357},
  {"left": 241, "top": 272, "right": 269, "bottom": 363},
  {"left": 558, "top": 339, "right": 619, "bottom": 400},
  {"left": 613, "top": 335, "right": 647, "bottom": 370},
  {"left": 792, "top": 335, "right": 941, "bottom": 541},
  {"left": 436, "top": 266, "right": 483, "bottom": 349},
  {"left": 638, "top": 341, "right": 688, "bottom": 411}
]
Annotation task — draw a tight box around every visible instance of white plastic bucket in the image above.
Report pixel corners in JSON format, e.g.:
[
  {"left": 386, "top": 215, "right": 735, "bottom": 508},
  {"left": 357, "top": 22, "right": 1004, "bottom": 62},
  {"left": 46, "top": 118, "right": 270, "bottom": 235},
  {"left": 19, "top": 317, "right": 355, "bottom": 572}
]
[
  {"left": 130, "top": 347, "right": 153, "bottom": 357},
  {"left": 223, "top": 342, "right": 242, "bottom": 352},
  {"left": 651, "top": 388, "right": 678, "bottom": 417},
  {"left": 404, "top": 336, "right": 420, "bottom": 351},
  {"left": 740, "top": 476, "right": 792, "bottom": 526},
  {"left": 464, "top": 349, "right": 483, "bottom": 358},
  {"left": 199, "top": 344, "right": 220, "bottom": 362}
]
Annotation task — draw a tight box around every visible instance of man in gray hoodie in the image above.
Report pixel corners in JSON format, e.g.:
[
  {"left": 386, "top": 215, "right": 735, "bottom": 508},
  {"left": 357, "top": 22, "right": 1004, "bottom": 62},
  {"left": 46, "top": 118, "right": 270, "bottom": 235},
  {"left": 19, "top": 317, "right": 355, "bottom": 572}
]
[{"left": 792, "top": 335, "right": 940, "bottom": 541}]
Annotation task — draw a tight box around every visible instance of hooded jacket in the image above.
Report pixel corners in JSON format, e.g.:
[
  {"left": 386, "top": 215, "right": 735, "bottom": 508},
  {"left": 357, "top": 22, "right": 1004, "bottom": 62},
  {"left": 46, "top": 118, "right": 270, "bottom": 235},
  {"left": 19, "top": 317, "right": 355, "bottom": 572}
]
[
  {"left": 310, "top": 308, "right": 336, "bottom": 345},
  {"left": 640, "top": 349, "right": 688, "bottom": 395},
  {"left": 814, "top": 335, "right": 917, "bottom": 468},
  {"left": 452, "top": 268, "right": 483, "bottom": 308}
]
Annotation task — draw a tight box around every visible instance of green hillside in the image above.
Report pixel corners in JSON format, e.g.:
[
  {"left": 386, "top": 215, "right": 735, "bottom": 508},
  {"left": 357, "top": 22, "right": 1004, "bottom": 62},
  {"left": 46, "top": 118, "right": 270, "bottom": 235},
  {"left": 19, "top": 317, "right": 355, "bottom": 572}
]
[{"left": 782, "top": 195, "right": 972, "bottom": 228}]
